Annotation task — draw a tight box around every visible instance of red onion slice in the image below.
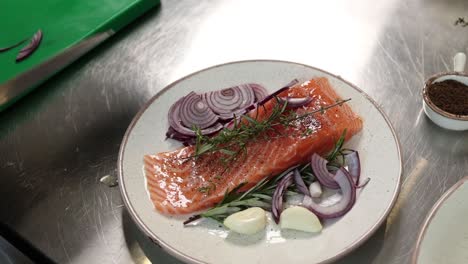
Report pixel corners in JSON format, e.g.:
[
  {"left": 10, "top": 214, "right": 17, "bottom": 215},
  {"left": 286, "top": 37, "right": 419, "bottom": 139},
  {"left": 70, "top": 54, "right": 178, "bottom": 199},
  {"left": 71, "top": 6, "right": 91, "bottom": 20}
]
[
  {"left": 357, "top": 178, "right": 371, "bottom": 188},
  {"left": 16, "top": 29, "right": 42, "bottom": 62},
  {"left": 179, "top": 92, "right": 218, "bottom": 129},
  {"left": 272, "top": 172, "right": 294, "bottom": 224},
  {"left": 167, "top": 96, "right": 222, "bottom": 137},
  {"left": 217, "top": 109, "right": 246, "bottom": 121},
  {"left": 344, "top": 151, "right": 361, "bottom": 185},
  {"left": 255, "top": 79, "right": 299, "bottom": 107},
  {"left": 238, "top": 84, "right": 256, "bottom": 108},
  {"left": 203, "top": 87, "right": 241, "bottom": 114},
  {"left": 250, "top": 84, "right": 268, "bottom": 101},
  {"left": 203, "top": 84, "right": 255, "bottom": 116},
  {"left": 165, "top": 126, "right": 197, "bottom": 145},
  {"left": 166, "top": 79, "right": 299, "bottom": 142},
  {"left": 166, "top": 126, "right": 193, "bottom": 140},
  {"left": 278, "top": 96, "right": 313, "bottom": 108},
  {"left": 310, "top": 153, "right": 340, "bottom": 189},
  {"left": 168, "top": 96, "right": 195, "bottom": 136},
  {"left": 302, "top": 168, "right": 356, "bottom": 219},
  {"left": 293, "top": 169, "right": 310, "bottom": 196}
]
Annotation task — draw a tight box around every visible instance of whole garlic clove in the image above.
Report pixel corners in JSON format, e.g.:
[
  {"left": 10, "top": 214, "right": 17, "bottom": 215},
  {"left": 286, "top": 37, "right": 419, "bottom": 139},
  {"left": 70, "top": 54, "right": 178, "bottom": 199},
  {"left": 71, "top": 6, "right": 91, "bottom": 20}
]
[
  {"left": 223, "top": 207, "right": 267, "bottom": 235},
  {"left": 280, "top": 206, "right": 322, "bottom": 233}
]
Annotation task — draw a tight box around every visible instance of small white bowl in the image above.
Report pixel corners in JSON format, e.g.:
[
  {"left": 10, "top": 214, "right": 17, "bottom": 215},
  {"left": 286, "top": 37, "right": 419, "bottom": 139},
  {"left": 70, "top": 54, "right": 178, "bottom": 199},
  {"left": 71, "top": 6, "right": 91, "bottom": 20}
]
[
  {"left": 422, "top": 72, "right": 468, "bottom": 131},
  {"left": 422, "top": 52, "right": 468, "bottom": 131}
]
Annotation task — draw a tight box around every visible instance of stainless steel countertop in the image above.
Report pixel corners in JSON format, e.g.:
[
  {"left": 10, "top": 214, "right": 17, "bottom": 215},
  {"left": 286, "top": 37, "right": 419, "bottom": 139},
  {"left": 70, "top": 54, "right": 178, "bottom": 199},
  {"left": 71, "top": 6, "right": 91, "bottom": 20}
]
[{"left": 1, "top": 0, "right": 467, "bottom": 263}]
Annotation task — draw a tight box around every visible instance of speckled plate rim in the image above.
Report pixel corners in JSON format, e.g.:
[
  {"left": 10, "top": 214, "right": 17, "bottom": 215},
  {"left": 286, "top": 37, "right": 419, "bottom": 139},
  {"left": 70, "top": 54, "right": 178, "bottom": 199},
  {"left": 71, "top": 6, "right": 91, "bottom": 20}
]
[
  {"left": 411, "top": 175, "right": 468, "bottom": 264},
  {"left": 118, "top": 60, "right": 403, "bottom": 264}
]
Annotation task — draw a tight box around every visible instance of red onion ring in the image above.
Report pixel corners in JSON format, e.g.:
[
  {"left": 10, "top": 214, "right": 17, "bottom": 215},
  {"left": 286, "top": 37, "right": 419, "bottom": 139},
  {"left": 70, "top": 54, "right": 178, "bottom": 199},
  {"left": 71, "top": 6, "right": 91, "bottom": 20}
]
[
  {"left": 217, "top": 109, "right": 246, "bottom": 121},
  {"left": 167, "top": 79, "right": 299, "bottom": 141},
  {"left": 165, "top": 126, "right": 197, "bottom": 145},
  {"left": 344, "top": 151, "right": 361, "bottom": 186},
  {"left": 203, "top": 85, "right": 255, "bottom": 117},
  {"left": 255, "top": 79, "right": 299, "bottom": 107},
  {"left": 302, "top": 167, "right": 356, "bottom": 219},
  {"left": 16, "top": 29, "right": 42, "bottom": 62},
  {"left": 179, "top": 92, "right": 219, "bottom": 129},
  {"left": 278, "top": 96, "right": 313, "bottom": 108},
  {"left": 293, "top": 169, "right": 310, "bottom": 196},
  {"left": 310, "top": 153, "right": 340, "bottom": 189},
  {"left": 357, "top": 178, "right": 371, "bottom": 188},
  {"left": 271, "top": 172, "right": 293, "bottom": 224},
  {"left": 250, "top": 84, "right": 268, "bottom": 101},
  {"left": 168, "top": 96, "right": 222, "bottom": 137}
]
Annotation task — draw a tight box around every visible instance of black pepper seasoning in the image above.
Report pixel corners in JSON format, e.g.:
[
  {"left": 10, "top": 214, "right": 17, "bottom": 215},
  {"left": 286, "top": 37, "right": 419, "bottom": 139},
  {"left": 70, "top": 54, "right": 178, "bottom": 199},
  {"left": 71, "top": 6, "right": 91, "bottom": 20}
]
[{"left": 427, "top": 80, "right": 468, "bottom": 116}]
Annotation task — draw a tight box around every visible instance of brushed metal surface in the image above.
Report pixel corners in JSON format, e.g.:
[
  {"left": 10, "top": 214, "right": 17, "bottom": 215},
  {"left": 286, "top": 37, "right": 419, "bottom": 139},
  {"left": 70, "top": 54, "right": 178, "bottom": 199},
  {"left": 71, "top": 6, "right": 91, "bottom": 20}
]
[{"left": 0, "top": 0, "right": 467, "bottom": 263}]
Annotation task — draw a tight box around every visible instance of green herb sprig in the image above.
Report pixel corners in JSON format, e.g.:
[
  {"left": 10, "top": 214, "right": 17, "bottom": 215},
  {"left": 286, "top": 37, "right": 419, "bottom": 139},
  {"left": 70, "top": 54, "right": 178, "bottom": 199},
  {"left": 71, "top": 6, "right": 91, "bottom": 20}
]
[
  {"left": 183, "top": 166, "right": 298, "bottom": 225},
  {"left": 183, "top": 130, "right": 349, "bottom": 225},
  {"left": 189, "top": 98, "right": 351, "bottom": 166}
]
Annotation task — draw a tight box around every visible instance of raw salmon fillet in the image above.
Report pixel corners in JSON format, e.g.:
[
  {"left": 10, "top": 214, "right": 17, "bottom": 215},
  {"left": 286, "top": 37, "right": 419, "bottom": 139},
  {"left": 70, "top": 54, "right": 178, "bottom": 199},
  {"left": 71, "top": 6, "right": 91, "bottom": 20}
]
[{"left": 145, "top": 78, "right": 363, "bottom": 215}]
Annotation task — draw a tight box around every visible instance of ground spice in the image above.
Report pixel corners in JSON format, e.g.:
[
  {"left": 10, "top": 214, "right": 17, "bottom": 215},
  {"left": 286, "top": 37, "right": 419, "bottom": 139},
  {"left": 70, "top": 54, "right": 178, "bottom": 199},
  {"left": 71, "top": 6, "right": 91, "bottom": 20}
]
[{"left": 427, "top": 79, "right": 468, "bottom": 116}]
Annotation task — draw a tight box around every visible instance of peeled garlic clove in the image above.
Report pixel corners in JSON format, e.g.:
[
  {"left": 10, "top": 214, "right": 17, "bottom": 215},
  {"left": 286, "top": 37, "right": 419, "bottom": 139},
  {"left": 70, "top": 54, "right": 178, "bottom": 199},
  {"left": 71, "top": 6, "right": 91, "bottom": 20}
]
[
  {"left": 280, "top": 206, "right": 322, "bottom": 233},
  {"left": 309, "top": 181, "right": 322, "bottom": 198},
  {"left": 223, "top": 207, "right": 267, "bottom": 235}
]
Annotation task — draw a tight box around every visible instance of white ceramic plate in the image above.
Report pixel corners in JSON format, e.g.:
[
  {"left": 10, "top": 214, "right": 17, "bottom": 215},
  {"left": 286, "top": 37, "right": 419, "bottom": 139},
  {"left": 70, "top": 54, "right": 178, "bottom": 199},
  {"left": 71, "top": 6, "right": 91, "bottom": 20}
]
[
  {"left": 118, "top": 60, "right": 402, "bottom": 264},
  {"left": 412, "top": 176, "right": 468, "bottom": 264}
]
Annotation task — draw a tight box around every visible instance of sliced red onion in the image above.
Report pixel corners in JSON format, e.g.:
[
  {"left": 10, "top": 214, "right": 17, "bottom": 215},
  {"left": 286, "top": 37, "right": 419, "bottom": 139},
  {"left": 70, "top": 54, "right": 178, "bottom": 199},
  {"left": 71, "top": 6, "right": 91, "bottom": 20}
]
[
  {"left": 167, "top": 79, "right": 299, "bottom": 142},
  {"left": 272, "top": 172, "right": 293, "bottom": 224},
  {"left": 203, "top": 85, "right": 255, "bottom": 116},
  {"left": 254, "top": 79, "right": 299, "bottom": 107},
  {"left": 168, "top": 96, "right": 222, "bottom": 137},
  {"left": 16, "top": 29, "right": 42, "bottom": 62},
  {"left": 179, "top": 92, "right": 218, "bottom": 129},
  {"left": 293, "top": 169, "right": 310, "bottom": 196},
  {"left": 165, "top": 126, "right": 196, "bottom": 145},
  {"left": 197, "top": 123, "right": 223, "bottom": 136},
  {"left": 310, "top": 153, "right": 340, "bottom": 189},
  {"left": 250, "top": 84, "right": 268, "bottom": 101},
  {"left": 302, "top": 168, "right": 356, "bottom": 219},
  {"left": 278, "top": 96, "right": 312, "bottom": 108},
  {"left": 168, "top": 97, "right": 195, "bottom": 136},
  {"left": 344, "top": 151, "right": 361, "bottom": 185},
  {"left": 357, "top": 177, "right": 371, "bottom": 188},
  {"left": 217, "top": 109, "right": 246, "bottom": 121},
  {"left": 166, "top": 126, "right": 192, "bottom": 140},
  {"left": 239, "top": 84, "right": 257, "bottom": 108}
]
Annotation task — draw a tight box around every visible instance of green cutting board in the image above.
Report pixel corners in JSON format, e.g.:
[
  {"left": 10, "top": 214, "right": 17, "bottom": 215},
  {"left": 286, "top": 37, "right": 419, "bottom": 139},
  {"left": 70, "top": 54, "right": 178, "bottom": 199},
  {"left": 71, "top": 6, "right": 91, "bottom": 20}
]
[{"left": 0, "top": 0, "right": 158, "bottom": 111}]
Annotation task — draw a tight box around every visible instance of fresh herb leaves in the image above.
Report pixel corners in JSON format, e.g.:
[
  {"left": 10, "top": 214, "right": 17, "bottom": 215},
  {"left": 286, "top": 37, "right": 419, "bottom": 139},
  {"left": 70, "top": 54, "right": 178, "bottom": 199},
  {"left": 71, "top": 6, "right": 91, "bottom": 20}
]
[
  {"left": 327, "top": 129, "right": 347, "bottom": 161},
  {"left": 184, "top": 167, "right": 297, "bottom": 225},
  {"left": 183, "top": 131, "right": 350, "bottom": 225},
  {"left": 190, "top": 97, "right": 351, "bottom": 169}
]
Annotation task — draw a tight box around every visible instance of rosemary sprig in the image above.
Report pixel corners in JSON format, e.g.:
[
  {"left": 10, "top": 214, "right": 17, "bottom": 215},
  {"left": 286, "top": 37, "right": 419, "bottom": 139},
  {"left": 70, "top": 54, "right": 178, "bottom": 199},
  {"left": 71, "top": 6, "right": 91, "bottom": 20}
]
[
  {"left": 191, "top": 98, "right": 351, "bottom": 163},
  {"left": 183, "top": 167, "right": 296, "bottom": 225},
  {"left": 183, "top": 132, "right": 350, "bottom": 225},
  {"left": 327, "top": 129, "right": 347, "bottom": 161}
]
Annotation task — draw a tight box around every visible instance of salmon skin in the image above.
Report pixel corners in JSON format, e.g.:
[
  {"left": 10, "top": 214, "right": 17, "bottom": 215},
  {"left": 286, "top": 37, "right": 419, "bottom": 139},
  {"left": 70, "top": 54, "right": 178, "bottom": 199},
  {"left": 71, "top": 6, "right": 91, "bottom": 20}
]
[{"left": 144, "top": 78, "right": 363, "bottom": 215}]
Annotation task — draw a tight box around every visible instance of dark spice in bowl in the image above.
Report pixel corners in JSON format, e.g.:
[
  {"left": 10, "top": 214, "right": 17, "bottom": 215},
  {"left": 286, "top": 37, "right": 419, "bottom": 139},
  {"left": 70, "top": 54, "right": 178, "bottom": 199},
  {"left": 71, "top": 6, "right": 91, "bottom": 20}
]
[{"left": 427, "top": 80, "right": 468, "bottom": 116}]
